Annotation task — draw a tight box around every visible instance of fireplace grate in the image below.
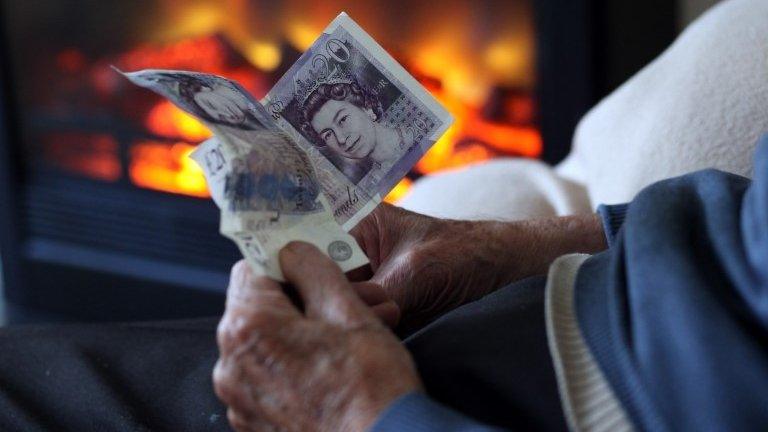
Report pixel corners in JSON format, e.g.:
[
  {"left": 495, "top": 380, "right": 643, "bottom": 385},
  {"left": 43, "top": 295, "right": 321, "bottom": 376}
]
[{"left": 22, "top": 178, "right": 240, "bottom": 271}]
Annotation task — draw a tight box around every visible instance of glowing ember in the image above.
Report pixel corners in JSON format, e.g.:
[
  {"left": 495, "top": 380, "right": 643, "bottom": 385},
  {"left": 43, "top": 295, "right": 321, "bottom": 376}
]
[
  {"left": 116, "top": 33, "right": 259, "bottom": 198},
  {"left": 243, "top": 42, "right": 282, "bottom": 72},
  {"left": 118, "top": 37, "right": 230, "bottom": 74},
  {"left": 43, "top": 133, "right": 121, "bottom": 182},
  {"left": 416, "top": 86, "right": 541, "bottom": 174},
  {"left": 129, "top": 141, "right": 209, "bottom": 198},
  {"left": 146, "top": 100, "right": 213, "bottom": 142},
  {"left": 122, "top": 33, "right": 541, "bottom": 201},
  {"left": 50, "top": 3, "right": 542, "bottom": 204}
]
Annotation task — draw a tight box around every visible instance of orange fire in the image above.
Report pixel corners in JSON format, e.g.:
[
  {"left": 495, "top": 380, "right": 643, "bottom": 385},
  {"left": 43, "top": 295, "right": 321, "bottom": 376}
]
[
  {"left": 417, "top": 83, "right": 541, "bottom": 174},
  {"left": 384, "top": 178, "right": 413, "bottom": 203},
  {"left": 145, "top": 100, "right": 213, "bottom": 142},
  {"left": 129, "top": 141, "right": 209, "bottom": 197},
  {"left": 59, "top": 2, "right": 541, "bottom": 204}
]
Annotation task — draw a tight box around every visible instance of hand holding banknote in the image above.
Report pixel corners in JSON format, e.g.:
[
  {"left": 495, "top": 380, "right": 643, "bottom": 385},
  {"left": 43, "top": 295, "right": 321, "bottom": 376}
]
[
  {"left": 352, "top": 203, "right": 610, "bottom": 332},
  {"left": 120, "top": 70, "right": 370, "bottom": 281},
  {"left": 119, "top": 12, "right": 453, "bottom": 282},
  {"left": 151, "top": 11, "right": 456, "bottom": 432},
  {"left": 352, "top": 204, "right": 523, "bottom": 331},
  {"left": 214, "top": 244, "right": 421, "bottom": 432}
]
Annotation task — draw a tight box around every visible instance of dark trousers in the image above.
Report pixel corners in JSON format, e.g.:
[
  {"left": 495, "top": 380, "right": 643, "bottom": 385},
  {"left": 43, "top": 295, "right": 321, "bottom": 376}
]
[{"left": 0, "top": 276, "right": 565, "bottom": 431}]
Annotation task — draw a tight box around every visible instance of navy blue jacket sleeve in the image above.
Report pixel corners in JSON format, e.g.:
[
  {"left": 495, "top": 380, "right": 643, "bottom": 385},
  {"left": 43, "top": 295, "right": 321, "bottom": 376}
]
[
  {"left": 575, "top": 134, "right": 768, "bottom": 432},
  {"left": 741, "top": 135, "right": 768, "bottom": 295},
  {"left": 597, "top": 203, "right": 629, "bottom": 247},
  {"left": 370, "top": 393, "right": 506, "bottom": 432}
]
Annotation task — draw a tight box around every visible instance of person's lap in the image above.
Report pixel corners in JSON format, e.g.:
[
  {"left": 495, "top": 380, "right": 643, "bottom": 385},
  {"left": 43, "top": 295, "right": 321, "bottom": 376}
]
[
  {"left": 0, "top": 276, "right": 564, "bottom": 431},
  {"left": 405, "top": 275, "right": 566, "bottom": 431}
]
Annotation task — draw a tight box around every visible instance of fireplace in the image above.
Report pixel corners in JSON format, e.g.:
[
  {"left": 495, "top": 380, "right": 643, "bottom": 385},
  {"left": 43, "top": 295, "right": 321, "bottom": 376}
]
[{"left": 0, "top": 0, "right": 676, "bottom": 323}]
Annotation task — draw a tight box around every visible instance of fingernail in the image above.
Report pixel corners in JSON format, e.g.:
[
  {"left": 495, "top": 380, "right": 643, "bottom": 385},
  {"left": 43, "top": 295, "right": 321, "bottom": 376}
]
[{"left": 283, "top": 241, "right": 315, "bottom": 255}]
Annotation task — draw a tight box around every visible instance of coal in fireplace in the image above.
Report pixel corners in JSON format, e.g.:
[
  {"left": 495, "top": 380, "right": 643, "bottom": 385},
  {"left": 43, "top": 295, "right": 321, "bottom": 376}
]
[{"left": 0, "top": 0, "right": 675, "bottom": 323}]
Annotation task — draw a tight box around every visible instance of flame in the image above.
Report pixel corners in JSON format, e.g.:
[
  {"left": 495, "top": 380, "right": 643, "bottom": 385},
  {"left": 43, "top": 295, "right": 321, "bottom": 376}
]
[
  {"left": 243, "top": 41, "right": 282, "bottom": 72},
  {"left": 124, "top": 29, "right": 540, "bottom": 199},
  {"left": 118, "top": 36, "right": 230, "bottom": 73},
  {"left": 384, "top": 178, "right": 413, "bottom": 204},
  {"left": 416, "top": 84, "right": 541, "bottom": 174},
  {"left": 56, "top": 1, "right": 542, "bottom": 202},
  {"left": 484, "top": 39, "right": 531, "bottom": 86},
  {"left": 146, "top": 100, "right": 213, "bottom": 142},
  {"left": 129, "top": 141, "right": 209, "bottom": 198},
  {"left": 285, "top": 21, "right": 322, "bottom": 52},
  {"left": 150, "top": 3, "right": 225, "bottom": 42}
]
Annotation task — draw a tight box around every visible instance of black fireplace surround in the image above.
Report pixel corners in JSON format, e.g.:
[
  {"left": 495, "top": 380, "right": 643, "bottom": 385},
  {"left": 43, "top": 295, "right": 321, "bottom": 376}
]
[{"left": 0, "top": 1, "right": 675, "bottom": 324}]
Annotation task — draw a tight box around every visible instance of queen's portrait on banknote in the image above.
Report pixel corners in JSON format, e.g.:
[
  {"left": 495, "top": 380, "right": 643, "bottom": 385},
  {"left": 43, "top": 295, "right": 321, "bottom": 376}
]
[
  {"left": 173, "top": 74, "right": 266, "bottom": 130},
  {"left": 298, "top": 78, "right": 414, "bottom": 184},
  {"left": 135, "top": 71, "right": 267, "bottom": 130}
]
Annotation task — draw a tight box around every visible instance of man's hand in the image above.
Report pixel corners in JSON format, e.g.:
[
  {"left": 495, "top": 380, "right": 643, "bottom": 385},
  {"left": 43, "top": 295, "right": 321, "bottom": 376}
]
[
  {"left": 213, "top": 243, "right": 422, "bottom": 432},
  {"left": 351, "top": 204, "right": 520, "bottom": 332},
  {"left": 351, "top": 204, "right": 607, "bottom": 331}
]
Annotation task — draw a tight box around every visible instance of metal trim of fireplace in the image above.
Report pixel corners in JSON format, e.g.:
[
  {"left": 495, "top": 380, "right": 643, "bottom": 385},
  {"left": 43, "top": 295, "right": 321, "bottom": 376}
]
[{"left": 0, "top": 1, "right": 675, "bottom": 324}]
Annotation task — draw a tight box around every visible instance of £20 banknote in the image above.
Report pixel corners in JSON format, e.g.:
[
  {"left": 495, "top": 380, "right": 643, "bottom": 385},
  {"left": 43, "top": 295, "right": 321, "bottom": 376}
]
[{"left": 120, "top": 12, "right": 453, "bottom": 279}]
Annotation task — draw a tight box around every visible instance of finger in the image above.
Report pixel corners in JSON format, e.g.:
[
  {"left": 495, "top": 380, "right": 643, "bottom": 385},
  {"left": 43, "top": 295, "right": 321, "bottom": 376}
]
[
  {"left": 227, "top": 409, "right": 255, "bottom": 432},
  {"left": 213, "top": 358, "right": 259, "bottom": 421},
  {"left": 348, "top": 207, "right": 378, "bottom": 245},
  {"left": 349, "top": 202, "right": 391, "bottom": 241},
  {"left": 226, "top": 260, "right": 300, "bottom": 317},
  {"left": 352, "top": 281, "right": 400, "bottom": 327},
  {"left": 219, "top": 261, "right": 300, "bottom": 354},
  {"left": 346, "top": 264, "right": 373, "bottom": 282},
  {"left": 349, "top": 204, "right": 390, "bottom": 268},
  {"left": 279, "top": 241, "right": 378, "bottom": 327},
  {"left": 227, "top": 408, "right": 275, "bottom": 432},
  {"left": 351, "top": 281, "right": 389, "bottom": 306},
  {"left": 372, "top": 301, "right": 401, "bottom": 328}
]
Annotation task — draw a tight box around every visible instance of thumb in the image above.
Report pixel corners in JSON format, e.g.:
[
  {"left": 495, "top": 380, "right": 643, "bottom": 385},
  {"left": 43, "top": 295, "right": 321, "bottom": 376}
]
[{"left": 279, "top": 241, "right": 378, "bottom": 327}]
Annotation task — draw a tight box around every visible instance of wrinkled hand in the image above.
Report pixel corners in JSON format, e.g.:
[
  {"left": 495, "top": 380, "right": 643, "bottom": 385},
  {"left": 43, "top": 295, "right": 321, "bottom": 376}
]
[
  {"left": 213, "top": 243, "right": 422, "bottom": 432},
  {"left": 349, "top": 280, "right": 401, "bottom": 328},
  {"left": 351, "top": 204, "right": 519, "bottom": 332},
  {"left": 351, "top": 204, "right": 608, "bottom": 332}
]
